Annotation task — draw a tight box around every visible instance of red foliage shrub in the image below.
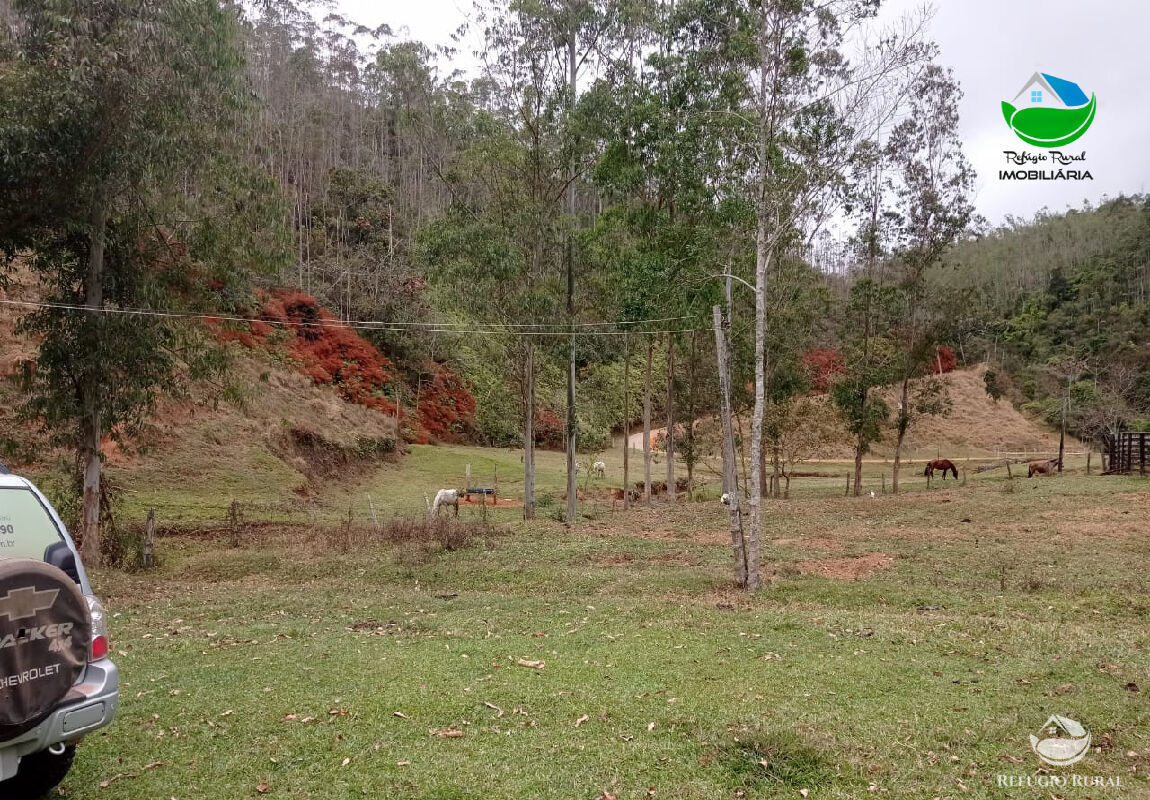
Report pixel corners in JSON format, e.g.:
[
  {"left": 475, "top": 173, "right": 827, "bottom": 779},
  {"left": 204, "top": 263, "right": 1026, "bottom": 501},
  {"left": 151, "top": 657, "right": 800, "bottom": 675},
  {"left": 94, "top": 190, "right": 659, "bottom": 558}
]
[
  {"left": 802, "top": 348, "right": 846, "bottom": 392},
  {"left": 256, "top": 290, "right": 398, "bottom": 415},
  {"left": 931, "top": 345, "right": 957, "bottom": 374},
  {"left": 534, "top": 409, "right": 565, "bottom": 450},
  {"left": 418, "top": 367, "right": 477, "bottom": 443}
]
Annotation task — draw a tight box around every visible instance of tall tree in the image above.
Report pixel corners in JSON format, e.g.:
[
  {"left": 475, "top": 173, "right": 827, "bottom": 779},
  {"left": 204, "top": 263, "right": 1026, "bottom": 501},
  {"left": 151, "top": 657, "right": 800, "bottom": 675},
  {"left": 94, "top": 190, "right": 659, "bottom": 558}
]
[
  {"left": 884, "top": 64, "right": 973, "bottom": 492},
  {"left": 1, "top": 0, "right": 281, "bottom": 563},
  {"left": 744, "top": 1, "right": 930, "bottom": 587}
]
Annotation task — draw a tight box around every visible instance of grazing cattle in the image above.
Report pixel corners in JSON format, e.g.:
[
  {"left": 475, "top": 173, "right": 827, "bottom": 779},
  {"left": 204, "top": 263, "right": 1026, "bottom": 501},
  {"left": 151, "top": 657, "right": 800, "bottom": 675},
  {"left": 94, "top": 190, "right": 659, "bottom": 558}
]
[
  {"left": 1028, "top": 460, "right": 1057, "bottom": 477},
  {"left": 923, "top": 459, "right": 959, "bottom": 480},
  {"left": 592, "top": 461, "right": 606, "bottom": 478},
  {"left": 431, "top": 488, "right": 462, "bottom": 517}
]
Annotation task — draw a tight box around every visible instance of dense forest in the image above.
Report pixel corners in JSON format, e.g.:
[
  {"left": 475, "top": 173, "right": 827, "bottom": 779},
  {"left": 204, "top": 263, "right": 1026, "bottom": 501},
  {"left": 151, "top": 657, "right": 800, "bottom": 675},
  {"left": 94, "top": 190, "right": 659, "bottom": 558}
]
[{"left": 1, "top": 0, "right": 1147, "bottom": 584}]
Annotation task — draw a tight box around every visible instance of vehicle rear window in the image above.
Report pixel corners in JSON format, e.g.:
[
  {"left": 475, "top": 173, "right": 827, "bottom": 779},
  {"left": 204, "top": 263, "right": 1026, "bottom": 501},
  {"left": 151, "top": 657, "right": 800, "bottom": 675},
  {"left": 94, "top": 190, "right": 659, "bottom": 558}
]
[{"left": 0, "top": 487, "right": 66, "bottom": 560}]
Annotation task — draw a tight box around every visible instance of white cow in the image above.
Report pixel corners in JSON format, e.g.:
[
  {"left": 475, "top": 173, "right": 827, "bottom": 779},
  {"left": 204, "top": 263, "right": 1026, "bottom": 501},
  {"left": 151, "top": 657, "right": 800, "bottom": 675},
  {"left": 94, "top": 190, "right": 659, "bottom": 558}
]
[
  {"left": 431, "top": 488, "right": 461, "bottom": 517},
  {"left": 591, "top": 461, "right": 606, "bottom": 478}
]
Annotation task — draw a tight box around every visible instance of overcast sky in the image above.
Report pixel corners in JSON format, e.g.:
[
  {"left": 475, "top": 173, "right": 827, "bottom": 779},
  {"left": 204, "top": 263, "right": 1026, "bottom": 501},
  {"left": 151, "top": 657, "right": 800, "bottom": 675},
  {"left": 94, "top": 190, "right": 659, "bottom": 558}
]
[{"left": 341, "top": 0, "right": 1149, "bottom": 227}]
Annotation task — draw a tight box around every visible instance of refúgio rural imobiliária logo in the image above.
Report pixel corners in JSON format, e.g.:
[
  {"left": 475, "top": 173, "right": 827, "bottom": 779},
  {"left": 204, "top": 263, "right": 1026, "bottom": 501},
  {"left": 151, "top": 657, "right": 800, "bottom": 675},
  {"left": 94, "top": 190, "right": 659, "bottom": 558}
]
[{"left": 999, "top": 72, "right": 1096, "bottom": 181}]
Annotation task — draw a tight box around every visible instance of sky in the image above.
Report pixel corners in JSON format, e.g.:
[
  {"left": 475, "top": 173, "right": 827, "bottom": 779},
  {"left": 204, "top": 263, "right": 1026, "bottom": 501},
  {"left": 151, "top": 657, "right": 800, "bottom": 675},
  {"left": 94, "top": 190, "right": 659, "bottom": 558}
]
[{"left": 341, "top": 0, "right": 1150, "bottom": 227}]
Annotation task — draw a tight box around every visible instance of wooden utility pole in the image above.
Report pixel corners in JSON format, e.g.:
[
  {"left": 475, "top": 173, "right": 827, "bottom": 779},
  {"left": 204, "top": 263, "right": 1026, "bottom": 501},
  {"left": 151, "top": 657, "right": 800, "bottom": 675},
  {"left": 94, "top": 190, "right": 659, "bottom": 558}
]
[
  {"left": 564, "top": 12, "right": 579, "bottom": 527},
  {"left": 643, "top": 338, "right": 653, "bottom": 505},
  {"left": 713, "top": 305, "right": 747, "bottom": 587},
  {"left": 623, "top": 334, "right": 631, "bottom": 510},
  {"left": 143, "top": 509, "right": 155, "bottom": 569},
  {"left": 665, "top": 334, "right": 675, "bottom": 495}
]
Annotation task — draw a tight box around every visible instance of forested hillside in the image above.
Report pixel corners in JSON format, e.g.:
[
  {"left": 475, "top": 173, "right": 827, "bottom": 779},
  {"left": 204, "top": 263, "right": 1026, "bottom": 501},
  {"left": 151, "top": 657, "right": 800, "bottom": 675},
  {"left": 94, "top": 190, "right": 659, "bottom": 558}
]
[
  {"left": 2, "top": 0, "right": 1147, "bottom": 578},
  {"left": 934, "top": 196, "right": 1150, "bottom": 438}
]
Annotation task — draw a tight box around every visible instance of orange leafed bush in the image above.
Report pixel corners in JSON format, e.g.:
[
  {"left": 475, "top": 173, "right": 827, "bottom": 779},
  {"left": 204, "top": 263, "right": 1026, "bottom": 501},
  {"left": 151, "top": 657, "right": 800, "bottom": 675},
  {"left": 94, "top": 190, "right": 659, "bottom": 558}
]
[
  {"left": 206, "top": 289, "right": 478, "bottom": 445},
  {"left": 418, "top": 367, "right": 476, "bottom": 443},
  {"left": 933, "top": 345, "right": 957, "bottom": 374},
  {"left": 802, "top": 348, "right": 846, "bottom": 392}
]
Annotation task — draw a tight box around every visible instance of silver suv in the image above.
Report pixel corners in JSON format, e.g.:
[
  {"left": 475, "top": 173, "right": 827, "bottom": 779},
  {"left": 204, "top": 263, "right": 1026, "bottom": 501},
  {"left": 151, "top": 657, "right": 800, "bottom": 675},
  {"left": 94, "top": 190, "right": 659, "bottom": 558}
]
[{"left": 0, "top": 465, "right": 118, "bottom": 798}]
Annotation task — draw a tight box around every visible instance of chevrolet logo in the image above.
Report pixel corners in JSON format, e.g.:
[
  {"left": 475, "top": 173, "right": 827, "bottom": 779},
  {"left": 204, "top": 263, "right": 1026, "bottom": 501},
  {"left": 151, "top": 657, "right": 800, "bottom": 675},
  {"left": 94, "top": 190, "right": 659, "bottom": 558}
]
[{"left": 0, "top": 587, "right": 59, "bottom": 622}]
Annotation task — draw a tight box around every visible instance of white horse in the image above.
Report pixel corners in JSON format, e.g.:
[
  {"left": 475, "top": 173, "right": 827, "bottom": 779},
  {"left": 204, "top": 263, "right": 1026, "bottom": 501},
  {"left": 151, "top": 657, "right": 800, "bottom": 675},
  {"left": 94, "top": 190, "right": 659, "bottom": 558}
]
[
  {"left": 591, "top": 461, "right": 606, "bottom": 478},
  {"left": 431, "top": 488, "right": 461, "bottom": 517}
]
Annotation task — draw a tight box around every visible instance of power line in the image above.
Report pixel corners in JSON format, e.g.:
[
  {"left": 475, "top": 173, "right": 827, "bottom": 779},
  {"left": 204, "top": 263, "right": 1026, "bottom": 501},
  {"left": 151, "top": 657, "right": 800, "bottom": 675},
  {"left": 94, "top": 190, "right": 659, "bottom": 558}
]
[{"left": 0, "top": 298, "right": 704, "bottom": 337}]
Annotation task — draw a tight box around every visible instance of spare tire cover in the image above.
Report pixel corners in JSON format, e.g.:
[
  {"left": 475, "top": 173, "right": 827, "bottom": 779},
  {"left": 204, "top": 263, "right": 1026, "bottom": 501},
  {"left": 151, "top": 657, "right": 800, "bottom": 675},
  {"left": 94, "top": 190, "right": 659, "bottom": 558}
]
[{"left": 0, "top": 558, "right": 90, "bottom": 739}]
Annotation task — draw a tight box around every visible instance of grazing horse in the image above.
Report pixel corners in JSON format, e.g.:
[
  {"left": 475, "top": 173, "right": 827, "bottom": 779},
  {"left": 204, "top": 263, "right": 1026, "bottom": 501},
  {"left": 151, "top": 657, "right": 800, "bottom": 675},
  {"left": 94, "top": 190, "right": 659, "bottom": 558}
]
[
  {"left": 923, "top": 459, "right": 958, "bottom": 480},
  {"left": 1028, "top": 460, "right": 1057, "bottom": 477},
  {"left": 431, "top": 488, "right": 463, "bottom": 517}
]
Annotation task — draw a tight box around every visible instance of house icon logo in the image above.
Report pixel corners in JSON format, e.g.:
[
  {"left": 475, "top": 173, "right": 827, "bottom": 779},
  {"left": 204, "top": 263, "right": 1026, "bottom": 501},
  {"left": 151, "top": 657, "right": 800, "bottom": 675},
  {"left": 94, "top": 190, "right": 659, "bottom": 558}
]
[
  {"left": 1029, "top": 714, "right": 1092, "bottom": 766},
  {"left": 1002, "top": 73, "right": 1096, "bottom": 147}
]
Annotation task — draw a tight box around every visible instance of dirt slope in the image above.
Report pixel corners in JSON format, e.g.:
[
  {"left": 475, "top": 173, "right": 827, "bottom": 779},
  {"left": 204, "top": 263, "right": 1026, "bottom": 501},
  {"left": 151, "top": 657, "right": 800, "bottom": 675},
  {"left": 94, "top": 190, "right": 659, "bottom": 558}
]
[{"left": 627, "top": 365, "right": 1070, "bottom": 461}]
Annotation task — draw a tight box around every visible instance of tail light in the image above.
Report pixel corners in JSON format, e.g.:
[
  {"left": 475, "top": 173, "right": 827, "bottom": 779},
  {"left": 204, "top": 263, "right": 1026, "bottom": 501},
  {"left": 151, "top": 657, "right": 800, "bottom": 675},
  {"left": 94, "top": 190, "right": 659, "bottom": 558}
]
[{"left": 86, "top": 596, "right": 110, "bottom": 661}]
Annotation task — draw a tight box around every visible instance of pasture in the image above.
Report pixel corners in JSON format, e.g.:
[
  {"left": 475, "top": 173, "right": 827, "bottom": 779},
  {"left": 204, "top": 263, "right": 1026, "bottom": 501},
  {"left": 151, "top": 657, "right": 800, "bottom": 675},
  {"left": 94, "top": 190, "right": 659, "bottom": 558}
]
[{"left": 61, "top": 451, "right": 1150, "bottom": 799}]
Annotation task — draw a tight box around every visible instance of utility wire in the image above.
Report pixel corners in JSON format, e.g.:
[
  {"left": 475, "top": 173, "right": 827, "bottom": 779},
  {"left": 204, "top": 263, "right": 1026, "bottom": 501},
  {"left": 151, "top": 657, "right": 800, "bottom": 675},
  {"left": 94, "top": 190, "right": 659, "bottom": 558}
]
[{"left": 0, "top": 298, "right": 705, "bottom": 337}]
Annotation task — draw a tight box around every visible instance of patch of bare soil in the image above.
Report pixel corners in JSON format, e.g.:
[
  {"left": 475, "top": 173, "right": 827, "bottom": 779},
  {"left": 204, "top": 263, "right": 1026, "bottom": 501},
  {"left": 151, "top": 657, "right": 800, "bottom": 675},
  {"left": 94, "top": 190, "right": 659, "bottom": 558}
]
[
  {"left": 793, "top": 553, "right": 894, "bottom": 580},
  {"left": 773, "top": 536, "right": 844, "bottom": 551}
]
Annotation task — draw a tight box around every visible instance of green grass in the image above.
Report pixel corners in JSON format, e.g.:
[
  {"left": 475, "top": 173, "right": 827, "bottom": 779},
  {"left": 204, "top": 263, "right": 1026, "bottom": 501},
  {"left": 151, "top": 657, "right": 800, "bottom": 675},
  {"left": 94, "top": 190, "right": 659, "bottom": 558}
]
[{"left": 57, "top": 463, "right": 1150, "bottom": 799}]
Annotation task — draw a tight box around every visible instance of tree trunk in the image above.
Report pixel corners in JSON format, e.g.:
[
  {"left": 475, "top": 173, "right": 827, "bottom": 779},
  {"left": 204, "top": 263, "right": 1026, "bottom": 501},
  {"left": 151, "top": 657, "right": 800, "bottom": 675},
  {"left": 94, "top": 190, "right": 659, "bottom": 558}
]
[
  {"left": 564, "top": 21, "right": 579, "bottom": 526},
  {"left": 623, "top": 335, "right": 630, "bottom": 510},
  {"left": 523, "top": 342, "right": 536, "bottom": 520},
  {"left": 1058, "top": 395, "right": 1066, "bottom": 471},
  {"left": 643, "top": 338, "right": 652, "bottom": 505},
  {"left": 713, "top": 305, "right": 746, "bottom": 586},
  {"left": 853, "top": 424, "right": 865, "bottom": 498},
  {"left": 80, "top": 199, "right": 108, "bottom": 567},
  {"left": 665, "top": 334, "right": 675, "bottom": 496},
  {"left": 748, "top": 224, "right": 769, "bottom": 591},
  {"left": 892, "top": 377, "right": 910, "bottom": 494},
  {"left": 686, "top": 330, "right": 696, "bottom": 501}
]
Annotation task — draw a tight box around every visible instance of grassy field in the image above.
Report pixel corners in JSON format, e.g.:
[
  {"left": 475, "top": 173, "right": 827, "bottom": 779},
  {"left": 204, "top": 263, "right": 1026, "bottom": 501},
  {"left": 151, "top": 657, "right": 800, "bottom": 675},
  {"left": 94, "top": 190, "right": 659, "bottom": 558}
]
[{"left": 56, "top": 454, "right": 1150, "bottom": 799}]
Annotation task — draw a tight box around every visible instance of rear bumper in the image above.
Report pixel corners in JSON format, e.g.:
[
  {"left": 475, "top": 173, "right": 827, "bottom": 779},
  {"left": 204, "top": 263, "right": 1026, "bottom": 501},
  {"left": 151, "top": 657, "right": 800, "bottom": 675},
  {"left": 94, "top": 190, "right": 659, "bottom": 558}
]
[{"left": 0, "top": 659, "right": 118, "bottom": 781}]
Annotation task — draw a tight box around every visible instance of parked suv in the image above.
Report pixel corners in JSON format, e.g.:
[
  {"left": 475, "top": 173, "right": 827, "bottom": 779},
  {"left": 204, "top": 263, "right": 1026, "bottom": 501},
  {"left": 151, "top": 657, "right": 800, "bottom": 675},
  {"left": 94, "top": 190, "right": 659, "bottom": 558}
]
[{"left": 0, "top": 464, "right": 118, "bottom": 798}]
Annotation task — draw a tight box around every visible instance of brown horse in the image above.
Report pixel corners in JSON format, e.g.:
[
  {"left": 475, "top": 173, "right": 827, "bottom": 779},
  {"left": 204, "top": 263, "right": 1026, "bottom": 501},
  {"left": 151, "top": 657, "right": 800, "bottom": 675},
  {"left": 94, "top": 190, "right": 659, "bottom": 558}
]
[
  {"left": 1028, "top": 460, "right": 1057, "bottom": 477},
  {"left": 923, "top": 459, "right": 958, "bottom": 480}
]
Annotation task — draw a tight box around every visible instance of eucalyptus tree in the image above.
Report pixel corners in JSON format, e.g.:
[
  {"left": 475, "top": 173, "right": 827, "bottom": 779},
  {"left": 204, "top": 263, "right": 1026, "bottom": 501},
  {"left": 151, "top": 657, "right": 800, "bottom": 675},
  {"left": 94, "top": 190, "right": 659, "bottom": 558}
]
[
  {"left": 588, "top": 0, "right": 756, "bottom": 510},
  {"left": 742, "top": 3, "right": 932, "bottom": 587},
  {"left": 0, "top": 0, "right": 285, "bottom": 563},
  {"left": 884, "top": 64, "right": 973, "bottom": 492}
]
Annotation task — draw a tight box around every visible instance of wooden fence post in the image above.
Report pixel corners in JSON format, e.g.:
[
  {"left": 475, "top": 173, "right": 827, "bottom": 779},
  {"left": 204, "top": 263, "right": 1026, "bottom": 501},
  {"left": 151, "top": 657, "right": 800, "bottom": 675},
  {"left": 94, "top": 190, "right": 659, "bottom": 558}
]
[
  {"left": 143, "top": 509, "right": 155, "bottom": 569},
  {"left": 367, "top": 495, "right": 380, "bottom": 532}
]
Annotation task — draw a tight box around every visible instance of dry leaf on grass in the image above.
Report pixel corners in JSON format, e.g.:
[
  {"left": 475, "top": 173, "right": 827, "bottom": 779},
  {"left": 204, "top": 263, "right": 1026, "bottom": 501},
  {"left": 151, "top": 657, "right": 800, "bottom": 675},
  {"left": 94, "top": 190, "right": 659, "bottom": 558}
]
[
  {"left": 433, "top": 728, "right": 464, "bottom": 738},
  {"left": 575, "top": 714, "right": 589, "bottom": 728},
  {"left": 256, "top": 783, "right": 270, "bottom": 794},
  {"left": 516, "top": 658, "right": 545, "bottom": 669},
  {"left": 341, "top": 757, "right": 350, "bottom": 766},
  {"left": 393, "top": 711, "right": 409, "bottom": 719},
  {"left": 99, "top": 762, "right": 164, "bottom": 788},
  {"left": 484, "top": 702, "right": 504, "bottom": 718}
]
